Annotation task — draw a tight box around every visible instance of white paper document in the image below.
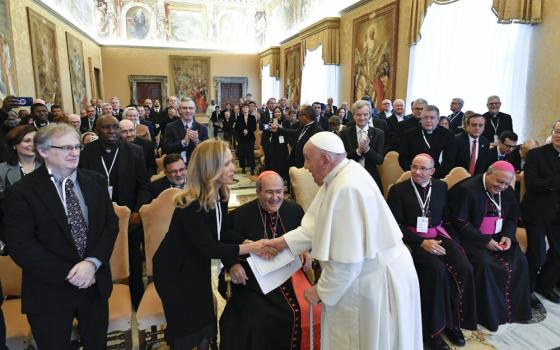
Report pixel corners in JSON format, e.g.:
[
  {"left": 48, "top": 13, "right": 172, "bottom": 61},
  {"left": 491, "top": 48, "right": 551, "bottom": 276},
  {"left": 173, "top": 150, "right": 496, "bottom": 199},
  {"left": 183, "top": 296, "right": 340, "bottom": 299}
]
[
  {"left": 250, "top": 248, "right": 295, "bottom": 275},
  {"left": 247, "top": 254, "right": 302, "bottom": 294}
]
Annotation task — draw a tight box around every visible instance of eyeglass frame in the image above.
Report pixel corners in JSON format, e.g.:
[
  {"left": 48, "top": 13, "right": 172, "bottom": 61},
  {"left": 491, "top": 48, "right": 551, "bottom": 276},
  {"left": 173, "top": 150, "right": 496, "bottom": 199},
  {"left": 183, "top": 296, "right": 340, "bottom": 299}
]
[{"left": 49, "top": 144, "right": 84, "bottom": 152}]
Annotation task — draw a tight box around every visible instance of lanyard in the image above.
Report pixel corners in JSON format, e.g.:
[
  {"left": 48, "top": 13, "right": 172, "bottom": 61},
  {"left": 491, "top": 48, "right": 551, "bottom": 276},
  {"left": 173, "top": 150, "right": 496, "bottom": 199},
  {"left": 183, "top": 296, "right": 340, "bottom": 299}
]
[
  {"left": 48, "top": 167, "right": 69, "bottom": 216},
  {"left": 298, "top": 124, "right": 312, "bottom": 142},
  {"left": 490, "top": 117, "right": 500, "bottom": 134},
  {"left": 101, "top": 148, "right": 119, "bottom": 185},
  {"left": 422, "top": 130, "right": 431, "bottom": 149},
  {"left": 482, "top": 173, "right": 502, "bottom": 217},
  {"left": 449, "top": 112, "right": 460, "bottom": 123},
  {"left": 215, "top": 195, "right": 222, "bottom": 241},
  {"left": 411, "top": 178, "right": 432, "bottom": 217}
]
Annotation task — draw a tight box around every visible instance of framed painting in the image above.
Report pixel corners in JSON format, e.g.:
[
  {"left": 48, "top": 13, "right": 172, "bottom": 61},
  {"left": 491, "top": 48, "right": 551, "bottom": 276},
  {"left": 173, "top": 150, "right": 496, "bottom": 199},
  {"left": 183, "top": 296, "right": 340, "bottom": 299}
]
[
  {"left": 169, "top": 56, "right": 210, "bottom": 114},
  {"left": 65, "top": 33, "right": 87, "bottom": 113},
  {"left": 284, "top": 43, "right": 302, "bottom": 105},
  {"left": 0, "top": 0, "right": 18, "bottom": 99},
  {"left": 351, "top": 2, "right": 399, "bottom": 110},
  {"left": 27, "top": 8, "right": 62, "bottom": 106}
]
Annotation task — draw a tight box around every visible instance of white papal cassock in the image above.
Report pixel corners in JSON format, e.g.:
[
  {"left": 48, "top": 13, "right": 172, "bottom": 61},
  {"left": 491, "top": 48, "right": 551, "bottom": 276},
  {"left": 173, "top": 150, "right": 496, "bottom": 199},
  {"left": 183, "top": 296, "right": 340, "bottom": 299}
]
[{"left": 284, "top": 159, "right": 422, "bottom": 350}]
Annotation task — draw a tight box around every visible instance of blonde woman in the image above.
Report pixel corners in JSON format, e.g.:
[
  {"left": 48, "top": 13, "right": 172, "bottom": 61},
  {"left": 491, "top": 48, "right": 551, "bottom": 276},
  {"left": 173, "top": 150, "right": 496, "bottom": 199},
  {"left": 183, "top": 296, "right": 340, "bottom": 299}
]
[{"left": 153, "top": 139, "right": 273, "bottom": 349}]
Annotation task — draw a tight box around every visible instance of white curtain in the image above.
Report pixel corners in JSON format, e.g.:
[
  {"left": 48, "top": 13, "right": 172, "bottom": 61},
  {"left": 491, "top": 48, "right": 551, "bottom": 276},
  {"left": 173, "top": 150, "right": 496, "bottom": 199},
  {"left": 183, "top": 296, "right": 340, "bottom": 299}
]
[
  {"left": 300, "top": 46, "right": 340, "bottom": 105},
  {"left": 406, "top": 0, "right": 531, "bottom": 140},
  {"left": 261, "top": 64, "right": 281, "bottom": 104}
]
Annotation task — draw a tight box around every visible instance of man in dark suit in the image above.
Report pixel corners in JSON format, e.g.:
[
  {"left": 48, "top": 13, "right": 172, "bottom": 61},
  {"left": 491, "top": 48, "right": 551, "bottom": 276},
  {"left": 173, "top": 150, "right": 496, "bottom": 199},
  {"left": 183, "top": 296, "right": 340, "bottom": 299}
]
[
  {"left": 156, "top": 95, "right": 179, "bottom": 138},
  {"left": 110, "top": 97, "right": 124, "bottom": 121},
  {"left": 210, "top": 105, "right": 222, "bottom": 138},
  {"left": 399, "top": 105, "right": 456, "bottom": 178},
  {"left": 312, "top": 102, "right": 330, "bottom": 130},
  {"left": 271, "top": 104, "right": 322, "bottom": 168},
  {"left": 339, "top": 100, "right": 385, "bottom": 193},
  {"left": 339, "top": 102, "right": 353, "bottom": 125},
  {"left": 151, "top": 154, "right": 186, "bottom": 198},
  {"left": 4, "top": 123, "right": 118, "bottom": 348},
  {"left": 454, "top": 113, "right": 490, "bottom": 175},
  {"left": 259, "top": 98, "right": 276, "bottom": 130},
  {"left": 448, "top": 98, "right": 465, "bottom": 133},
  {"left": 326, "top": 97, "right": 338, "bottom": 114},
  {"left": 482, "top": 95, "right": 513, "bottom": 144},
  {"left": 375, "top": 99, "right": 393, "bottom": 120},
  {"left": 393, "top": 98, "right": 427, "bottom": 151},
  {"left": 161, "top": 99, "right": 209, "bottom": 165},
  {"left": 80, "top": 105, "right": 97, "bottom": 134},
  {"left": 481, "top": 130, "right": 521, "bottom": 171},
  {"left": 235, "top": 104, "right": 257, "bottom": 175},
  {"left": 119, "top": 119, "right": 157, "bottom": 177},
  {"left": 522, "top": 120, "right": 560, "bottom": 305},
  {"left": 385, "top": 99, "right": 409, "bottom": 152},
  {"left": 80, "top": 115, "right": 151, "bottom": 309}
]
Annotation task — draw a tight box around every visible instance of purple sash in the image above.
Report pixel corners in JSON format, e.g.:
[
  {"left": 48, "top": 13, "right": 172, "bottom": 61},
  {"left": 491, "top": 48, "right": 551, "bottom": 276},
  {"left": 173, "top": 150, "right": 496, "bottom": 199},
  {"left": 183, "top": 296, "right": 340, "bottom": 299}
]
[
  {"left": 406, "top": 224, "right": 451, "bottom": 239},
  {"left": 480, "top": 216, "right": 498, "bottom": 235}
]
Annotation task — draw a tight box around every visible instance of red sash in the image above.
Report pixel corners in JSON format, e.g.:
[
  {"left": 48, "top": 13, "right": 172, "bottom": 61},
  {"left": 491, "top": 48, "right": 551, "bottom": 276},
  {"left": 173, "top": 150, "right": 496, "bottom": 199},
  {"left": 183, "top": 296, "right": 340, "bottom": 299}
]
[
  {"left": 291, "top": 269, "right": 321, "bottom": 350},
  {"left": 480, "top": 216, "right": 498, "bottom": 235},
  {"left": 406, "top": 224, "right": 451, "bottom": 239}
]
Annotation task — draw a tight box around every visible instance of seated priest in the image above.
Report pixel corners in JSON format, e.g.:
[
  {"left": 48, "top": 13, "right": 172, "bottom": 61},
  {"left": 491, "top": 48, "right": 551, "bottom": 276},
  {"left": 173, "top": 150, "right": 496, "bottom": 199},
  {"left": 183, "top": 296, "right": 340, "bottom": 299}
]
[
  {"left": 448, "top": 161, "right": 531, "bottom": 332},
  {"left": 219, "top": 171, "right": 319, "bottom": 350},
  {"left": 150, "top": 153, "right": 186, "bottom": 198},
  {"left": 387, "top": 154, "right": 476, "bottom": 350}
]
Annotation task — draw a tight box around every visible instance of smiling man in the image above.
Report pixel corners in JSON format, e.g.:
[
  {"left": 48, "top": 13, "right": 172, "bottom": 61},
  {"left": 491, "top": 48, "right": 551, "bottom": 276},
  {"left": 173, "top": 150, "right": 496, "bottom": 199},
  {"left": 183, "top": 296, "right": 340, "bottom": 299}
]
[{"left": 448, "top": 160, "right": 531, "bottom": 332}]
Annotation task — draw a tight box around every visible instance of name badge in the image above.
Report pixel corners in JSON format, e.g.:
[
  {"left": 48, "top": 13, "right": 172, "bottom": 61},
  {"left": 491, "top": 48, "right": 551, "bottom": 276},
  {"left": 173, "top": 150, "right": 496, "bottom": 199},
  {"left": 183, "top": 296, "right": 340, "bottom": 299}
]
[
  {"left": 279, "top": 135, "right": 285, "bottom": 144},
  {"left": 108, "top": 185, "right": 113, "bottom": 199},
  {"left": 417, "top": 217, "right": 429, "bottom": 233},
  {"left": 495, "top": 218, "right": 503, "bottom": 234},
  {"left": 494, "top": 134, "right": 499, "bottom": 143}
]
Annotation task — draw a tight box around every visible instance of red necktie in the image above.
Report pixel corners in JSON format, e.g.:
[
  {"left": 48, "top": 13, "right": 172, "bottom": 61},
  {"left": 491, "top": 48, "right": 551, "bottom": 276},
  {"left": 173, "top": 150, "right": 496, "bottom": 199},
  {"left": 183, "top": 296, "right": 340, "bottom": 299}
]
[{"left": 468, "top": 139, "right": 477, "bottom": 175}]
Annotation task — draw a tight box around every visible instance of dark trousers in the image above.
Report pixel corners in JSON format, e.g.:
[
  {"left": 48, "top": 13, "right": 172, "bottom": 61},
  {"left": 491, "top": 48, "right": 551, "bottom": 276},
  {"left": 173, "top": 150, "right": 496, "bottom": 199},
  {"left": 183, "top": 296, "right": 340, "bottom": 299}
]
[
  {"left": 526, "top": 216, "right": 560, "bottom": 292},
  {"left": 129, "top": 225, "right": 145, "bottom": 309},
  {"left": 27, "top": 288, "right": 108, "bottom": 350},
  {"left": 237, "top": 140, "right": 255, "bottom": 171}
]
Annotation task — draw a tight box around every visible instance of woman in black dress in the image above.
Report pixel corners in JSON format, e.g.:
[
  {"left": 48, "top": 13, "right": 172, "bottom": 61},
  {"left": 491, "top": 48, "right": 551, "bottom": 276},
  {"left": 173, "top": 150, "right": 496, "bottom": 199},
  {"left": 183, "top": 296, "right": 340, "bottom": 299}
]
[
  {"left": 262, "top": 106, "right": 290, "bottom": 181},
  {"left": 153, "top": 139, "right": 272, "bottom": 349}
]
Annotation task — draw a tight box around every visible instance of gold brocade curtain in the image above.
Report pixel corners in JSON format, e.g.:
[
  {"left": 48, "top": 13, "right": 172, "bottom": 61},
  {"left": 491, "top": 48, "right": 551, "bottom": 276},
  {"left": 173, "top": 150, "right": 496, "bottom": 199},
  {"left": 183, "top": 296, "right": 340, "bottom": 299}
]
[
  {"left": 492, "top": 0, "right": 542, "bottom": 24},
  {"left": 409, "top": 0, "right": 541, "bottom": 46},
  {"left": 302, "top": 27, "right": 340, "bottom": 65},
  {"left": 258, "top": 47, "right": 280, "bottom": 78}
]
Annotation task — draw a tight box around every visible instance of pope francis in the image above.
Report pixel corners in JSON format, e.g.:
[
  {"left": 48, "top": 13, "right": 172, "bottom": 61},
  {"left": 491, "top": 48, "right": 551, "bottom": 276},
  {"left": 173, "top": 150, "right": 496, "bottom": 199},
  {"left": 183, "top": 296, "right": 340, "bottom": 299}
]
[{"left": 268, "top": 132, "right": 422, "bottom": 349}]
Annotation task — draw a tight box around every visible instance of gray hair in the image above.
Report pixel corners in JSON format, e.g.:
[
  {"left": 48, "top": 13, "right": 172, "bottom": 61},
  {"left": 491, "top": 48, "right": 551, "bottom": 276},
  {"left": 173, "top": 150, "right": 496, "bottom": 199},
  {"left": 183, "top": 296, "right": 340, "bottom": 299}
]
[
  {"left": 413, "top": 98, "right": 428, "bottom": 106},
  {"left": 452, "top": 98, "right": 464, "bottom": 107},
  {"left": 352, "top": 100, "right": 371, "bottom": 115},
  {"left": 123, "top": 106, "right": 138, "bottom": 118},
  {"left": 35, "top": 123, "right": 80, "bottom": 157},
  {"left": 552, "top": 119, "right": 560, "bottom": 131},
  {"left": 487, "top": 95, "right": 500, "bottom": 103}
]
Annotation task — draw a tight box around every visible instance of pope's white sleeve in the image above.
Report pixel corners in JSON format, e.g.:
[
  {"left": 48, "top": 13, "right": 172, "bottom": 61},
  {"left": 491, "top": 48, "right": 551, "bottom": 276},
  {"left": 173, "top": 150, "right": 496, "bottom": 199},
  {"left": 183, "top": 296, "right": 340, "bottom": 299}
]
[
  {"left": 284, "top": 225, "right": 313, "bottom": 256},
  {"left": 316, "top": 260, "right": 363, "bottom": 306}
]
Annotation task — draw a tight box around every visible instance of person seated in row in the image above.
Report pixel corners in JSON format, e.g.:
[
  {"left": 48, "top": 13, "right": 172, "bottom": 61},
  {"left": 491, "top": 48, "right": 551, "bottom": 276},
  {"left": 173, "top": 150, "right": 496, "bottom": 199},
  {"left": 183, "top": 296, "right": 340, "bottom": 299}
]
[
  {"left": 151, "top": 153, "right": 186, "bottom": 198},
  {"left": 388, "top": 154, "right": 476, "bottom": 350}
]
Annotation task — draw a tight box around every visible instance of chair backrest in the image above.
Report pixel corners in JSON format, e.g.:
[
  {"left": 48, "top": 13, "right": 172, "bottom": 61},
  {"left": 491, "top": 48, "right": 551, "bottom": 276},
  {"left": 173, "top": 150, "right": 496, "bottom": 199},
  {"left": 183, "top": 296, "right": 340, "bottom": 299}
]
[
  {"left": 396, "top": 171, "right": 411, "bottom": 183},
  {"left": 110, "top": 203, "right": 131, "bottom": 281},
  {"left": 378, "top": 151, "right": 404, "bottom": 199},
  {"left": 509, "top": 170, "right": 517, "bottom": 189},
  {"left": 519, "top": 171, "right": 526, "bottom": 200},
  {"left": 289, "top": 166, "right": 320, "bottom": 212},
  {"left": 139, "top": 188, "right": 181, "bottom": 277},
  {"left": 254, "top": 130, "right": 262, "bottom": 150},
  {"left": 0, "top": 255, "right": 22, "bottom": 297},
  {"left": 442, "top": 167, "right": 471, "bottom": 189},
  {"left": 150, "top": 171, "right": 166, "bottom": 183}
]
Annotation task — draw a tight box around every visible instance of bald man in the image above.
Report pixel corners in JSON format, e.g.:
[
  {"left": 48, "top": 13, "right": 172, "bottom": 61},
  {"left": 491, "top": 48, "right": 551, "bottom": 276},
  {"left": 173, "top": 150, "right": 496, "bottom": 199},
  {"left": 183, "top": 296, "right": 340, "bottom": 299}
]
[
  {"left": 267, "top": 132, "right": 422, "bottom": 349},
  {"left": 119, "top": 119, "right": 157, "bottom": 177},
  {"left": 448, "top": 161, "right": 531, "bottom": 331},
  {"left": 219, "top": 171, "right": 312, "bottom": 350},
  {"left": 388, "top": 154, "right": 476, "bottom": 349}
]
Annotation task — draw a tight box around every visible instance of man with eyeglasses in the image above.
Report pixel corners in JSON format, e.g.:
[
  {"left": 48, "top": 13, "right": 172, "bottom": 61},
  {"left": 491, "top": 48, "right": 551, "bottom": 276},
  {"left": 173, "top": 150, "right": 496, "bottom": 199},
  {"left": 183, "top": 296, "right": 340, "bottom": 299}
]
[
  {"left": 388, "top": 154, "right": 476, "bottom": 350},
  {"left": 522, "top": 120, "right": 560, "bottom": 307},
  {"left": 481, "top": 130, "right": 521, "bottom": 171},
  {"left": 448, "top": 160, "right": 531, "bottom": 332},
  {"left": 151, "top": 153, "right": 186, "bottom": 198},
  {"left": 482, "top": 95, "right": 513, "bottom": 144},
  {"left": 80, "top": 114, "right": 151, "bottom": 309},
  {"left": 3, "top": 123, "right": 118, "bottom": 348},
  {"left": 399, "top": 105, "right": 456, "bottom": 178},
  {"left": 447, "top": 98, "right": 465, "bottom": 133},
  {"left": 393, "top": 98, "right": 428, "bottom": 150}
]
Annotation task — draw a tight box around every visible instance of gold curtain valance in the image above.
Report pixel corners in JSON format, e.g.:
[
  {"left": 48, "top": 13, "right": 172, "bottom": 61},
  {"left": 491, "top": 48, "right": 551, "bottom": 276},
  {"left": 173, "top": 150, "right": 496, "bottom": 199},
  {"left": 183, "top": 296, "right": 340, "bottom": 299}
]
[
  {"left": 259, "top": 47, "right": 280, "bottom": 78},
  {"left": 492, "top": 0, "right": 542, "bottom": 24},
  {"left": 299, "top": 18, "right": 340, "bottom": 65}
]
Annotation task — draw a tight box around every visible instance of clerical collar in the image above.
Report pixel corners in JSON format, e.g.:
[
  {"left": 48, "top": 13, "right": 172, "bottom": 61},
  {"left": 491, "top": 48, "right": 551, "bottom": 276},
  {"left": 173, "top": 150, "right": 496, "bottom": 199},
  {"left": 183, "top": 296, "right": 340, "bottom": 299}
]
[
  {"left": 323, "top": 158, "right": 350, "bottom": 186},
  {"left": 423, "top": 128, "right": 433, "bottom": 135},
  {"left": 34, "top": 120, "right": 49, "bottom": 128},
  {"left": 303, "top": 121, "right": 314, "bottom": 127},
  {"left": 100, "top": 140, "right": 119, "bottom": 153},
  {"left": 414, "top": 180, "right": 430, "bottom": 189}
]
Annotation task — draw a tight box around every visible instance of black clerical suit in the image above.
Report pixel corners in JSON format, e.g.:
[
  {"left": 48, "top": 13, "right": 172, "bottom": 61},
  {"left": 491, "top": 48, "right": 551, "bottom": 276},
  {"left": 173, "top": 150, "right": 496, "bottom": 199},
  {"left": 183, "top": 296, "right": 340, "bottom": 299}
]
[
  {"left": 387, "top": 179, "right": 476, "bottom": 339},
  {"left": 399, "top": 125, "right": 456, "bottom": 178},
  {"left": 482, "top": 112, "right": 513, "bottom": 143},
  {"left": 80, "top": 117, "right": 97, "bottom": 134},
  {"left": 339, "top": 125, "right": 385, "bottom": 193},
  {"left": 133, "top": 136, "right": 157, "bottom": 177},
  {"left": 153, "top": 200, "right": 239, "bottom": 347},
  {"left": 79, "top": 140, "right": 151, "bottom": 308},
  {"left": 3, "top": 166, "right": 118, "bottom": 348},
  {"left": 385, "top": 114, "right": 408, "bottom": 152},
  {"left": 448, "top": 111, "right": 464, "bottom": 133},
  {"left": 276, "top": 121, "right": 323, "bottom": 168},
  {"left": 161, "top": 119, "right": 209, "bottom": 165},
  {"left": 480, "top": 146, "right": 522, "bottom": 172},
  {"left": 448, "top": 175, "right": 531, "bottom": 331},
  {"left": 219, "top": 200, "right": 305, "bottom": 350},
  {"left": 453, "top": 133, "right": 490, "bottom": 175},
  {"left": 262, "top": 120, "right": 291, "bottom": 180},
  {"left": 522, "top": 144, "right": 560, "bottom": 294},
  {"left": 315, "top": 115, "right": 329, "bottom": 131},
  {"left": 235, "top": 113, "right": 257, "bottom": 173}
]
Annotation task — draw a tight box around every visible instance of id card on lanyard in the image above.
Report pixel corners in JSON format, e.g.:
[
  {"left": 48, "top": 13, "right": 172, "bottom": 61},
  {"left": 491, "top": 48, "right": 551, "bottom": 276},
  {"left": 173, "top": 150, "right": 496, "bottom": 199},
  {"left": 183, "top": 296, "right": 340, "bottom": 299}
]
[
  {"left": 411, "top": 178, "right": 432, "bottom": 233},
  {"left": 101, "top": 148, "right": 119, "bottom": 199},
  {"left": 483, "top": 174, "right": 503, "bottom": 233}
]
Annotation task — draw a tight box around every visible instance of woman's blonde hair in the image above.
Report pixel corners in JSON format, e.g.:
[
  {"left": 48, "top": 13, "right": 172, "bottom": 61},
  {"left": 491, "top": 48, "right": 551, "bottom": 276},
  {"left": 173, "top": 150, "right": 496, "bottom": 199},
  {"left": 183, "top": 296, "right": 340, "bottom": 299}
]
[{"left": 174, "top": 139, "right": 231, "bottom": 211}]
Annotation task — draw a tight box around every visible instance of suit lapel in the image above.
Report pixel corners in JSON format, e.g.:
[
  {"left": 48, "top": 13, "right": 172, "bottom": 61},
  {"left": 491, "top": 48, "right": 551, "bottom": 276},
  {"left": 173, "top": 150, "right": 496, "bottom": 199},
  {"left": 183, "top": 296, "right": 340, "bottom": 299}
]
[
  {"left": 6, "top": 165, "right": 21, "bottom": 186},
  {"left": 77, "top": 170, "right": 97, "bottom": 249},
  {"left": 348, "top": 127, "right": 358, "bottom": 150}
]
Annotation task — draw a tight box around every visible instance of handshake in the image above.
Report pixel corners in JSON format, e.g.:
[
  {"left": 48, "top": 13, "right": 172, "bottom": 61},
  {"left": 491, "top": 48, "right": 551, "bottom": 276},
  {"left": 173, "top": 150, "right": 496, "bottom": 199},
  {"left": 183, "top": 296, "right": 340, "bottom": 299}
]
[{"left": 242, "top": 237, "right": 288, "bottom": 260}]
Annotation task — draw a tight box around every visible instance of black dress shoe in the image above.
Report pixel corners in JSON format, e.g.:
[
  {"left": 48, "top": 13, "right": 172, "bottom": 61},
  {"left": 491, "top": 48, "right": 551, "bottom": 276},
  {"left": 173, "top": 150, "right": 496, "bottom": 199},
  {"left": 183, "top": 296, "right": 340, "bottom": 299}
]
[
  {"left": 536, "top": 287, "right": 560, "bottom": 303},
  {"left": 444, "top": 328, "right": 466, "bottom": 347},
  {"left": 425, "top": 335, "right": 450, "bottom": 350},
  {"left": 531, "top": 293, "right": 545, "bottom": 310}
]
